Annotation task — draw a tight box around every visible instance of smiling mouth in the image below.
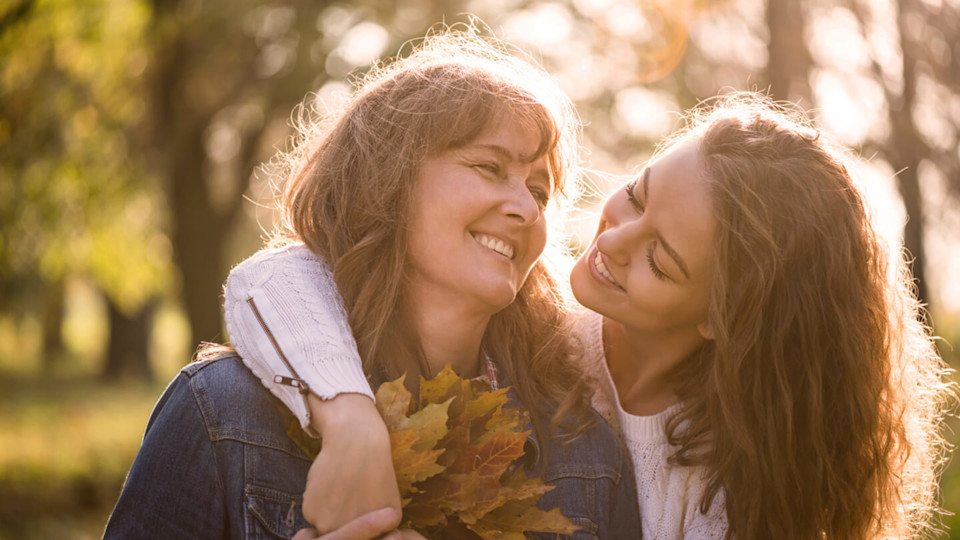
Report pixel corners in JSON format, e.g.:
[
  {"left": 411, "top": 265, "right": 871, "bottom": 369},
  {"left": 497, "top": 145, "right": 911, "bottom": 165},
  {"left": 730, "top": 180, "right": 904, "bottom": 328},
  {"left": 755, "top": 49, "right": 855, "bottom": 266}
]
[
  {"left": 472, "top": 233, "right": 515, "bottom": 260},
  {"left": 593, "top": 250, "right": 623, "bottom": 289}
]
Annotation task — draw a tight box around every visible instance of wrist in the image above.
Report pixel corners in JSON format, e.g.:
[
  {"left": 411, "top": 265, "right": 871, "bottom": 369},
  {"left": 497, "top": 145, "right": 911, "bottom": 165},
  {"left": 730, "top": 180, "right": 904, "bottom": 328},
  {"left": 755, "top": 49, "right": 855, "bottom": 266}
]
[{"left": 308, "top": 392, "right": 384, "bottom": 438}]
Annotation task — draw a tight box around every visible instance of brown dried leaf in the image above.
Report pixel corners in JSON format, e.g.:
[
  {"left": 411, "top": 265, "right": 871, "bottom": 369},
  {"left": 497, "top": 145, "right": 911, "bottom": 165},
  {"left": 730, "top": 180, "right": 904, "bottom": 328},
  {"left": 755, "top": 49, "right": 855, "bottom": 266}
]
[
  {"left": 375, "top": 375, "right": 412, "bottom": 428},
  {"left": 418, "top": 364, "right": 467, "bottom": 405},
  {"left": 400, "top": 399, "right": 452, "bottom": 452},
  {"left": 378, "top": 368, "right": 577, "bottom": 538},
  {"left": 401, "top": 500, "right": 447, "bottom": 528},
  {"left": 390, "top": 427, "right": 445, "bottom": 494},
  {"left": 446, "top": 429, "right": 528, "bottom": 477},
  {"left": 469, "top": 500, "right": 579, "bottom": 538}
]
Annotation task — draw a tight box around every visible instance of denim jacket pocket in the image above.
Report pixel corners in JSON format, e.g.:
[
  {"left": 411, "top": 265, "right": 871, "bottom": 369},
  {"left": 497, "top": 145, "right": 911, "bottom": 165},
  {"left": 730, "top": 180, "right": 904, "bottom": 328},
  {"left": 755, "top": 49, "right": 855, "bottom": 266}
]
[
  {"left": 567, "top": 515, "right": 600, "bottom": 538},
  {"left": 244, "top": 485, "right": 311, "bottom": 539}
]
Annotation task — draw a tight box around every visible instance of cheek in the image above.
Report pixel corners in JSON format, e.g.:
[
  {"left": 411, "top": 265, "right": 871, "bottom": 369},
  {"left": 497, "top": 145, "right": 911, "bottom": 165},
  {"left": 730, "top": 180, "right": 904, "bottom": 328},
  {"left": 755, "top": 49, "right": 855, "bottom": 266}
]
[
  {"left": 631, "top": 280, "right": 709, "bottom": 325},
  {"left": 532, "top": 222, "right": 548, "bottom": 256},
  {"left": 518, "top": 223, "right": 548, "bottom": 275},
  {"left": 625, "top": 274, "right": 683, "bottom": 310}
]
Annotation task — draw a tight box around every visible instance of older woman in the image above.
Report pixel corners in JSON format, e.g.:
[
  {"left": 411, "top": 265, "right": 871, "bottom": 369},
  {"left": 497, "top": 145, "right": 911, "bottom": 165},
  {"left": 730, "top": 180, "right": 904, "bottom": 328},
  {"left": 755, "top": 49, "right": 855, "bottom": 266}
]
[{"left": 103, "top": 30, "right": 639, "bottom": 539}]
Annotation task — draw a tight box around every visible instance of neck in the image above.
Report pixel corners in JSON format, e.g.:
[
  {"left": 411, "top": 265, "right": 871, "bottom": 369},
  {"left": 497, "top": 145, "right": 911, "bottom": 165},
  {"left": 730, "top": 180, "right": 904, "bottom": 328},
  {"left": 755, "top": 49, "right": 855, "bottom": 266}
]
[
  {"left": 602, "top": 317, "right": 705, "bottom": 416},
  {"left": 408, "top": 291, "right": 492, "bottom": 379}
]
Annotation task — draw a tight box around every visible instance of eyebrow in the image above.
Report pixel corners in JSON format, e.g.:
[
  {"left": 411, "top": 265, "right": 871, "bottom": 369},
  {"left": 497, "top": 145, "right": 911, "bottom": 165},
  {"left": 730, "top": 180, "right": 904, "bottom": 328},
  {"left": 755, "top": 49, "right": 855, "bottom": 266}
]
[
  {"left": 474, "top": 144, "right": 554, "bottom": 188},
  {"left": 642, "top": 167, "right": 691, "bottom": 280},
  {"left": 475, "top": 144, "right": 514, "bottom": 159},
  {"left": 474, "top": 143, "right": 544, "bottom": 164}
]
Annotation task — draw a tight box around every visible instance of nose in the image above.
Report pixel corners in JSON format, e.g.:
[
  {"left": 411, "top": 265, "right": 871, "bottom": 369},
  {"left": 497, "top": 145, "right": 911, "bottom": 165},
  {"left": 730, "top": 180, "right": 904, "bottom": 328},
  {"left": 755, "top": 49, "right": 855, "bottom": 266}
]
[
  {"left": 596, "top": 206, "right": 643, "bottom": 266},
  {"left": 502, "top": 181, "right": 541, "bottom": 227}
]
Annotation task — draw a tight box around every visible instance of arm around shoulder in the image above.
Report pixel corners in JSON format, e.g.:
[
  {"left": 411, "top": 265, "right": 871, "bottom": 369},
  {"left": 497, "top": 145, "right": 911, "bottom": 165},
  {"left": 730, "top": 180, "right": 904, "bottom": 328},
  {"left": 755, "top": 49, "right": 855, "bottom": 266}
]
[
  {"left": 223, "top": 243, "right": 374, "bottom": 433},
  {"left": 223, "top": 244, "right": 401, "bottom": 534}
]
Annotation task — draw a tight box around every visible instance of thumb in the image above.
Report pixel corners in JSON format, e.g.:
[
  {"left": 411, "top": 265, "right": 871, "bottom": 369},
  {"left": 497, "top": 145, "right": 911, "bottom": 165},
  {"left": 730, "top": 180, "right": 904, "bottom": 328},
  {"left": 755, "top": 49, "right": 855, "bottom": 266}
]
[{"left": 317, "top": 507, "right": 403, "bottom": 540}]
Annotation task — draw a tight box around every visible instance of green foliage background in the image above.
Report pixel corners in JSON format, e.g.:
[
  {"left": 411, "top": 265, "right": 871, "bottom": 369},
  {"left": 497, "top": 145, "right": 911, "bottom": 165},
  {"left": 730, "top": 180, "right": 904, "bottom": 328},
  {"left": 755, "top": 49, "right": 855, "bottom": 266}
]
[{"left": 1, "top": 0, "right": 958, "bottom": 537}]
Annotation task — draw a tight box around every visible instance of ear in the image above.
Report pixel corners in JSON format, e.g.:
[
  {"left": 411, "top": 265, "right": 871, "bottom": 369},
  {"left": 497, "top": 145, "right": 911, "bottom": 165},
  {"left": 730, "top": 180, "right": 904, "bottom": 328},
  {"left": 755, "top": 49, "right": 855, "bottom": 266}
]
[{"left": 697, "top": 320, "right": 715, "bottom": 341}]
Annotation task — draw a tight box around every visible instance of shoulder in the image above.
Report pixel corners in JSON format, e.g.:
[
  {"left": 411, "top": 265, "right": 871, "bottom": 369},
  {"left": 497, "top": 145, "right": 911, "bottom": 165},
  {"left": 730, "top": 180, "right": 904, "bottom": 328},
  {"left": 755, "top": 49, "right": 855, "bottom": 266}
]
[
  {"left": 530, "top": 406, "right": 641, "bottom": 536},
  {"left": 537, "top": 407, "right": 629, "bottom": 484},
  {"left": 234, "top": 241, "right": 326, "bottom": 268},
  {"left": 180, "top": 354, "right": 316, "bottom": 458},
  {"left": 181, "top": 353, "right": 283, "bottom": 418}
]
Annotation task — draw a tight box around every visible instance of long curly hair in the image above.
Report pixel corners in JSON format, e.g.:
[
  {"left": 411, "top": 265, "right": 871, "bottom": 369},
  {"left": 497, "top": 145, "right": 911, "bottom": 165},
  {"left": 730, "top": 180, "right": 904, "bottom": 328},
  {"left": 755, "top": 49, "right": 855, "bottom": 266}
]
[
  {"left": 664, "top": 95, "right": 954, "bottom": 539},
  {"left": 272, "top": 28, "right": 591, "bottom": 434}
]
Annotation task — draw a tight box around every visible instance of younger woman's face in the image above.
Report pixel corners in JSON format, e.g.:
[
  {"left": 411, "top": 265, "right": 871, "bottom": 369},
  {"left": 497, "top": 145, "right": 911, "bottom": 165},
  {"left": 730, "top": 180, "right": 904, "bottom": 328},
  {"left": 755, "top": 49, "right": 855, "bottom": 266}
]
[{"left": 570, "top": 138, "right": 716, "bottom": 342}]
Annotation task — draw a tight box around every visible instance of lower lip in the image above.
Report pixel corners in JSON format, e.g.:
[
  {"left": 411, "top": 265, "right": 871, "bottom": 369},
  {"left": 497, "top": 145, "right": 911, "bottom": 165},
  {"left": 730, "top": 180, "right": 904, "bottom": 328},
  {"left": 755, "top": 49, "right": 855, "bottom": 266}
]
[{"left": 587, "top": 246, "right": 621, "bottom": 290}]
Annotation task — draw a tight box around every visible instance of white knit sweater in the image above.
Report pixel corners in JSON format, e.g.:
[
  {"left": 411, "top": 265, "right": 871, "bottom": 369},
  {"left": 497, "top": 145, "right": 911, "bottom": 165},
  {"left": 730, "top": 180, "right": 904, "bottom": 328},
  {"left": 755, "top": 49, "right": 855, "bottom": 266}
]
[
  {"left": 573, "top": 311, "right": 728, "bottom": 540},
  {"left": 223, "top": 243, "right": 729, "bottom": 537}
]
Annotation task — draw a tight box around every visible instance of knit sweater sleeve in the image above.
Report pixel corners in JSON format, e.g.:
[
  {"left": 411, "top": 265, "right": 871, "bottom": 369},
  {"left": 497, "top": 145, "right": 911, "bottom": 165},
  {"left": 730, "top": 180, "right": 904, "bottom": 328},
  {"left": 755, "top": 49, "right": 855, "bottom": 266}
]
[{"left": 222, "top": 243, "right": 373, "bottom": 434}]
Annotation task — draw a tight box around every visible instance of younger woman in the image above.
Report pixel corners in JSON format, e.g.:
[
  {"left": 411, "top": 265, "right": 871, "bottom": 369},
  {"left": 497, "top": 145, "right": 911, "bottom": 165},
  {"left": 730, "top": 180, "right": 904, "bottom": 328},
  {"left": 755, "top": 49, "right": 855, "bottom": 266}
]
[{"left": 567, "top": 96, "right": 951, "bottom": 539}]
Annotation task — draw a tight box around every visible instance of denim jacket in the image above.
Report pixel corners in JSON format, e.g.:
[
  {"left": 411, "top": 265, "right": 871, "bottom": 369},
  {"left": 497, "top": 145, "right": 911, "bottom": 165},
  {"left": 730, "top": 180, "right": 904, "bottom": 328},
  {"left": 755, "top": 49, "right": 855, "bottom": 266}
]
[{"left": 104, "top": 354, "right": 639, "bottom": 539}]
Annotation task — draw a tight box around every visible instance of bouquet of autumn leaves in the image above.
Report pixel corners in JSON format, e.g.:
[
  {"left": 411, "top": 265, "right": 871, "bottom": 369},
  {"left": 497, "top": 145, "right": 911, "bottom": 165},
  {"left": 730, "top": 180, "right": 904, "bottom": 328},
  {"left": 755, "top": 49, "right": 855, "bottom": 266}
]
[{"left": 375, "top": 365, "right": 579, "bottom": 539}]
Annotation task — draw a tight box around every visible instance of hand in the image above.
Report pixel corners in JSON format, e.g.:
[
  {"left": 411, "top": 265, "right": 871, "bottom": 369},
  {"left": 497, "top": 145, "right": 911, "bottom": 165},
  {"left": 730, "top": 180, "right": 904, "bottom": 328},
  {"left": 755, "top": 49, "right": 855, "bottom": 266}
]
[
  {"left": 292, "top": 526, "right": 425, "bottom": 540},
  {"left": 291, "top": 507, "right": 405, "bottom": 540},
  {"left": 302, "top": 393, "right": 402, "bottom": 534},
  {"left": 290, "top": 507, "right": 426, "bottom": 540}
]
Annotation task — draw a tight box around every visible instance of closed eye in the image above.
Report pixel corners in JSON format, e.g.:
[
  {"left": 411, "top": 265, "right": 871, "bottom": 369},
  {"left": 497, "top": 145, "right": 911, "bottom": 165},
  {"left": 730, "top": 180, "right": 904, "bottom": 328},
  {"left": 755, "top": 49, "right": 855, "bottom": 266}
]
[
  {"left": 473, "top": 162, "right": 503, "bottom": 178},
  {"left": 624, "top": 177, "right": 644, "bottom": 213},
  {"left": 647, "top": 243, "right": 670, "bottom": 281},
  {"left": 529, "top": 186, "right": 550, "bottom": 208}
]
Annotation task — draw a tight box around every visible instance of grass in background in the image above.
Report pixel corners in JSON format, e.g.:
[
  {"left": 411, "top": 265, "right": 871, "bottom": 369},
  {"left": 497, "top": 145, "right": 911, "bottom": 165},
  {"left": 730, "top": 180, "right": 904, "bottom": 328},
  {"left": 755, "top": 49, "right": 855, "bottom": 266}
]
[
  {"left": 0, "top": 287, "right": 189, "bottom": 540},
  {"left": 0, "top": 373, "right": 166, "bottom": 539}
]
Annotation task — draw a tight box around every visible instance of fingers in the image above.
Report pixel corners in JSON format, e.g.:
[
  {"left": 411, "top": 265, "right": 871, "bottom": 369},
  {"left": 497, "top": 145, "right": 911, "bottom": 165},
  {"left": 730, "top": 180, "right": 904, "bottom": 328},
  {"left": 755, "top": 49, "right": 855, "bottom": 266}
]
[
  {"left": 292, "top": 528, "right": 320, "bottom": 540},
  {"left": 316, "top": 507, "right": 403, "bottom": 540}
]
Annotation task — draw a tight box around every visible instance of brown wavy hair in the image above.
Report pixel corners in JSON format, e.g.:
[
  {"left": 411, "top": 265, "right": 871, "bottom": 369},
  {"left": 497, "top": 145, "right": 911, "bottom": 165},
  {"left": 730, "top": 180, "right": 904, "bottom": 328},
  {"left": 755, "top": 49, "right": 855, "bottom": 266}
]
[
  {"left": 663, "top": 95, "right": 954, "bottom": 539},
  {"left": 271, "top": 28, "right": 591, "bottom": 434}
]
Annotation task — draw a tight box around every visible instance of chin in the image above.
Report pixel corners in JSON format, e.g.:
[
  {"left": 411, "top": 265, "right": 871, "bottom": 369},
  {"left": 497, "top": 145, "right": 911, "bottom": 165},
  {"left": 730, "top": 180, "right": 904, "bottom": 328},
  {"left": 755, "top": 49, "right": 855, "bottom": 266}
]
[
  {"left": 568, "top": 261, "right": 590, "bottom": 302},
  {"left": 477, "top": 285, "right": 520, "bottom": 314},
  {"left": 569, "top": 268, "right": 613, "bottom": 319}
]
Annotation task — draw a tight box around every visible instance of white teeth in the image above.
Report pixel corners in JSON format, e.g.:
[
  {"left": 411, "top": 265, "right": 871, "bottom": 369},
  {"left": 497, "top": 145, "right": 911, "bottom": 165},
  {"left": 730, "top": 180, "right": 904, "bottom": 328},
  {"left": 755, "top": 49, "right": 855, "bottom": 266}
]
[
  {"left": 473, "top": 234, "right": 515, "bottom": 259},
  {"left": 594, "top": 252, "right": 621, "bottom": 288}
]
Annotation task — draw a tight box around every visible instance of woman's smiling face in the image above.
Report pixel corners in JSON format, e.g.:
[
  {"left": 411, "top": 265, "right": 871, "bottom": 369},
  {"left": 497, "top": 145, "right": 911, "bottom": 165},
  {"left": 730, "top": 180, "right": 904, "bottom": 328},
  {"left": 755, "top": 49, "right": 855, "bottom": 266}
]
[
  {"left": 405, "top": 118, "right": 553, "bottom": 315},
  {"left": 570, "top": 138, "right": 717, "bottom": 341}
]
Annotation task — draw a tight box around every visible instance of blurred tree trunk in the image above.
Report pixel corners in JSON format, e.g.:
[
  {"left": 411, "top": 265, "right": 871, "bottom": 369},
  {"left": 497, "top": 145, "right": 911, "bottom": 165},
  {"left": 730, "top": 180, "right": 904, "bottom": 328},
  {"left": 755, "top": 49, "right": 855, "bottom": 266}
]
[
  {"left": 146, "top": 0, "right": 246, "bottom": 349},
  {"left": 102, "top": 297, "right": 156, "bottom": 381},
  {"left": 145, "top": 0, "right": 332, "bottom": 352},
  {"left": 764, "top": 0, "right": 812, "bottom": 104},
  {"left": 40, "top": 278, "right": 64, "bottom": 371},
  {"left": 887, "top": 0, "right": 930, "bottom": 307}
]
